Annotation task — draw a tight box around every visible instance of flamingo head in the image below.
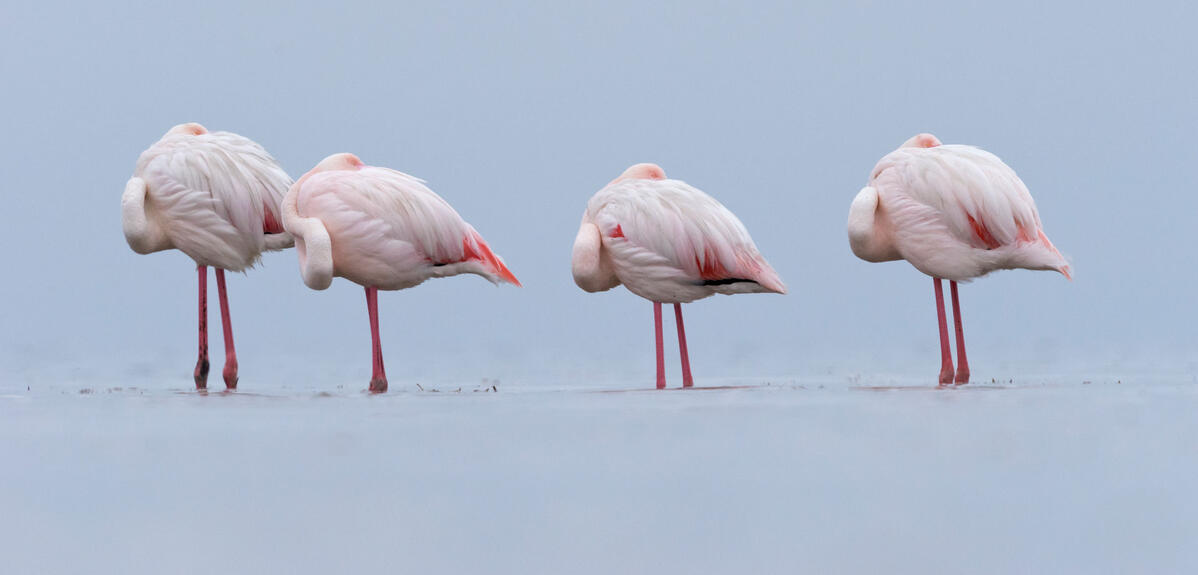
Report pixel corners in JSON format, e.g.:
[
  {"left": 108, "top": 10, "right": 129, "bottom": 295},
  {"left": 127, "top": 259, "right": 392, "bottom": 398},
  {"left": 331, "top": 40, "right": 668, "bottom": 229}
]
[
  {"left": 901, "top": 133, "right": 942, "bottom": 149},
  {"left": 311, "top": 153, "right": 365, "bottom": 173},
  {"left": 166, "top": 122, "right": 208, "bottom": 137},
  {"left": 610, "top": 163, "right": 666, "bottom": 185},
  {"left": 292, "top": 153, "right": 366, "bottom": 199}
]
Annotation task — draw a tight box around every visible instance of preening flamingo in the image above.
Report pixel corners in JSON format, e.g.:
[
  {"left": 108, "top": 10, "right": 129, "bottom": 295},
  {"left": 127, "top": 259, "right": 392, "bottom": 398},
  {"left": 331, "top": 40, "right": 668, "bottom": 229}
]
[
  {"left": 848, "top": 133, "right": 1071, "bottom": 385},
  {"left": 121, "top": 123, "right": 293, "bottom": 389},
  {"left": 281, "top": 153, "right": 520, "bottom": 392},
  {"left": 572, "top": 163, "right": 786, "bottom": 389}
]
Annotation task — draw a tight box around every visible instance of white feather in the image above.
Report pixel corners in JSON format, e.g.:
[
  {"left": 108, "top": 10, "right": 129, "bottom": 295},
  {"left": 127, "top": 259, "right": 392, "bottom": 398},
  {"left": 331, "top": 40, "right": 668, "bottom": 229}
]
[
  {"left": 287, "top": 165, "right": 516, "bottom": 290},
  {"left": 862, "top": 143, "right": 1070, "bottom": 281},
  {"left": 129, "top": 130, "right": 294, "bottom": 270},
  {"left": 578, "top": 177, "right": 785, "bottom": 303}
]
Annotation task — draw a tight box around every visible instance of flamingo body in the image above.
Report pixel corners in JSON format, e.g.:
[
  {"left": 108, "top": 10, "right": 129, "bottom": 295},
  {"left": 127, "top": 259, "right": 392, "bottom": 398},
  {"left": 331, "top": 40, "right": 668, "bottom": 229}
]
[
  {"left": 122, "top": 123, "right": 293, "bottom": 270},
  {"left": 573, "top": 165, "right": 785, "bottom": 304},
  {"left": 282, "top": 154, "right": 519, "bottom": 291},
  {"left": 848, "top": 134, "right": 1069, "bottom": 281}
]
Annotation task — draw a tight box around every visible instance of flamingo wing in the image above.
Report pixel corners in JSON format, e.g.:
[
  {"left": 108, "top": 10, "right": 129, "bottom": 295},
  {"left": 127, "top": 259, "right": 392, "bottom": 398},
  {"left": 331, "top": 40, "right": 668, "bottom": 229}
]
[
  {"left": 872, "top": 144, "right": 1045, "bottom": 251},
  {"left": 587, "top": 179, "right": 785, "bottom": 293},
  {"left": 136, "top": 131, "right": 295, "bottom": 256},
  {"left": 296, "top": 167, "right": 519, "bottom": 286}
]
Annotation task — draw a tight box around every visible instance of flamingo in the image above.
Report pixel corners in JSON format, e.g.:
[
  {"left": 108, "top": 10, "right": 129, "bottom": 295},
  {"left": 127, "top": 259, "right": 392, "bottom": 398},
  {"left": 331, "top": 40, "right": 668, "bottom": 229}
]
[
  {"left": 122, "top": 123, "right": 293, "bottom": 390},
  {"left": 281, "top": 153, "right": 520, "bottom": 392},
  {"left": 572, "top": 163, "right": 786, "bottom": 389},
  {"left": 848, "top": 133, "right": 1071, "bottom": 385}
]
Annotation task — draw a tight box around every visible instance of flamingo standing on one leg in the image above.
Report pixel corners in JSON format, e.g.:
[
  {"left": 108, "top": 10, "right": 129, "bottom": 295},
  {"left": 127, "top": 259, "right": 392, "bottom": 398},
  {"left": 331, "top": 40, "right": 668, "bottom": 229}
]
[
  {"left": 122, "top": 123, "right": 293, "bottom": 389},
  {"left": 281, "top": 153, "right": 520, "bottom": 393},
  {"left": 847, "top": 133, "right": 1071, "bottom": 385},
  {"left": 572, "top": 163, "right": 786, "bottom": 389}
]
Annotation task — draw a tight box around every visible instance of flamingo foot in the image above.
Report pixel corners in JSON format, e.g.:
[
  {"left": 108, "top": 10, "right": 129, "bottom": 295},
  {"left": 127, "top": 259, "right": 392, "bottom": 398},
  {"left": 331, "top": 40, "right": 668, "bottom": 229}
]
[
  {"left": 194, "top": 358, "right": 209, "bottom": 390},
  {"left": 223, "top": 355, "right": 239, "bottom": 389},
  {"left": 938, "top": 367, "right": 954, "bottom": 386},
  {"left": 369, "top": 377, "right": 388, "bottom": 393},
  {"left": 954, "top": 368, "right": 970, "bottom": 385}
]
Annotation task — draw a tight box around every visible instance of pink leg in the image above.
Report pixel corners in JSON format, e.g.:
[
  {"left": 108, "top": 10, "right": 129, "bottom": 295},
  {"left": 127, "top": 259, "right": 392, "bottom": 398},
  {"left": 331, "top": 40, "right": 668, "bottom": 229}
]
[
  {"left": 950, "top": 281, "right": 970, "bottom": 385},
  {"left": 215, "top": 269, "right": 238, "bottom": 389},
  {"left": 194, "top": 265, "right": 209, "bottom": 390},
  {"left": 933, "top": 278, "right": 954, "bottom": 386},
  {"left": 674, "top": 303, "right": 694, "bottom": 388},
  {"left": 654, "top": 302, "right": 665, "bottom": 389},
  {"left": 365, "top": 287, "right": 388, "bottom": 393}
]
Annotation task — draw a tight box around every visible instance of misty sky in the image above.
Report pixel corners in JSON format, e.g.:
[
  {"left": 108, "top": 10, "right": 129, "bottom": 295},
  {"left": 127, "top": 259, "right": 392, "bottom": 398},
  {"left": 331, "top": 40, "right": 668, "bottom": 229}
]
[{"left": 2, "top": 1, "right": 1196, "bottom": 385}]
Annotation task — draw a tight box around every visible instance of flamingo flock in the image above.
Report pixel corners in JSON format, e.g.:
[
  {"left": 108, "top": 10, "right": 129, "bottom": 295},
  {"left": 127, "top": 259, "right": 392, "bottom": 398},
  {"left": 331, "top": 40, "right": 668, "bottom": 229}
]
[{"left": 123, "top": 124, "right": 1069, "bottom": 392}]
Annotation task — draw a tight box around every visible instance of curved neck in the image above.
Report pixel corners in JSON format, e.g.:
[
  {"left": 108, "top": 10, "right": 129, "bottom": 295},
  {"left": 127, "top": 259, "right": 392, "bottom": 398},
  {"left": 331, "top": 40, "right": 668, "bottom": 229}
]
[
  {"left": 121, "top": 176, "right": 172, "bottom": 254},
  {"left": 848, "top": 186, "right": 901, "bottom": 263},
  {"left": 281, "top": 181, "right": 334, "bottom": 290},
  {"left": 571, "top": 219, "right": 620, "bottom": 292}
]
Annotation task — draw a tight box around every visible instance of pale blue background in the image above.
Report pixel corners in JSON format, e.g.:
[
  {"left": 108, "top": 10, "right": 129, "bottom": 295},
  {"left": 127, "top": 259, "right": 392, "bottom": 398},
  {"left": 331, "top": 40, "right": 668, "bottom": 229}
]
[
  {"left": 4, "top": 3, "right": 1198, "bottom": 574},
  {"left": 1, "top": 1, "right": 1194, "bottom": 383}
]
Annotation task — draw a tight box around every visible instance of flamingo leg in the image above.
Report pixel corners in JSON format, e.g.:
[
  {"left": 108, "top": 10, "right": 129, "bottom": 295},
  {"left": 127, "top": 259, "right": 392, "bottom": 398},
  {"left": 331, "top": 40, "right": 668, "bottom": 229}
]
[
  {"left": 674, "top": 303, "right": 694, "bottom": 388},
  {"left": 194, "top": 265, "right": 209, "bottom": 390},
  {"left": 366, "top": 286, "right": 388, "bottom": 393},
  {"left": 214, "top": 269, "right": 238, "bottom": 389},
  {"left": 933, "top": 278, "right": 954, "bottom": 386},
  {"left": 950, "top": 280, "right": 970, "bottom": 385},
  {"left": 654, "top": 302, "right": 665, "bottom": 389}
]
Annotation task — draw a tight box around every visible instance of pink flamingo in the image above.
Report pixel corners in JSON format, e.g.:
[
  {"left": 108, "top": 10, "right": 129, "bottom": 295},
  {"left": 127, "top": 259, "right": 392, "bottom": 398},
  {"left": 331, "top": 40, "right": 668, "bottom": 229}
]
[
  {"left": 848, "top": 133, "right": 1071, "bottom": 385},
  {"left": 281, "top": 153, "right": 520, "bottom": 392},
  {"left": 572, "top": 163, "right": 786, "bottom": 389},
  {"left": 122, "top": 123, "right": 293, "bottom": 390}
]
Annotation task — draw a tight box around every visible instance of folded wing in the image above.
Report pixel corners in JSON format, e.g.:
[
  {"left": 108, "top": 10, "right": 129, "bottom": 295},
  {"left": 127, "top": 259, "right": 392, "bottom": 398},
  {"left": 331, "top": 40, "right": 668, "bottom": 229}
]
[
  {"left": 874, "top": 145, "right": 1045, "bottom": 251},
  {"left": 294, "top": 167, "right": 518, "bottom": 286},
  {"left": 588, "top": 179, "right": 785, "bottom": 294}
]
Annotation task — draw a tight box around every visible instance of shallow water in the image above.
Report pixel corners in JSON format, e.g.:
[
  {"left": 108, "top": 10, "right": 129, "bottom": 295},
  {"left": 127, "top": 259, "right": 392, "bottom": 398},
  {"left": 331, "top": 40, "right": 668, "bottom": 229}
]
[{"left": 3, "top": 375, "right": 1196, "bottom": 574}]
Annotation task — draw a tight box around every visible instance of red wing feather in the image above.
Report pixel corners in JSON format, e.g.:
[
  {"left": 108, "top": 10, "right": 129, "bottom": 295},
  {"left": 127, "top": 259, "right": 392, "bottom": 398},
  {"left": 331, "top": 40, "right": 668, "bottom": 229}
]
[{"left": 462, "top": 232, "right": 521, "bottom": 286}]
